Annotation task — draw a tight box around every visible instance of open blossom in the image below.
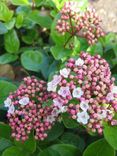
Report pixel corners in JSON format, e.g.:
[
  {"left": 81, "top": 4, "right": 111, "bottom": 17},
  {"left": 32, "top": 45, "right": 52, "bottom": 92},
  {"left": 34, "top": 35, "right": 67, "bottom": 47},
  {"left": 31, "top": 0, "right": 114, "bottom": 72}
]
[
  {"left": 4, "top": 98, "right": 12, "bottom": 108},
  {"left": 47, "top": 82, "right": 57, "bottom": 92},
  {"left": 98, "top": 110, "right": 107, "bottom": 120},
  {"left": 60, "top": 68, "right": 70, "bottom": 78},
  {"left": 47, "top": 75, "right": 62, "bottom": 92},
  {"left": 106, "top": 93, "right": 114, "bottom": 101},
  {"left": 72, "top": 87, "right": 84, "bottom": 98},
  {"left": 77, "top": 111, "right": 90, "bottom": 125},
  {"left": 80, "top": 100, "right": 89, "bottom": 111},
  {"left": 75, "top": 58, "right": 84, "bottom": 66},
  {"left": 59, "top": 106, "right": 68, "bottom": 113},
  {"left": 112, "top": 86, "right": 117, "bottom": 94},
  {"left": 19, "top": 97, "right": 30, "bottom": 106},
  {"left": 53, "top": 97, "right": 64, "bottom": 108},
  {"left": 58, "top": 86, "right": 71, "bottom": 98},
  {"left": 8, "top": 105, "right": 15, "bottom": 114}
]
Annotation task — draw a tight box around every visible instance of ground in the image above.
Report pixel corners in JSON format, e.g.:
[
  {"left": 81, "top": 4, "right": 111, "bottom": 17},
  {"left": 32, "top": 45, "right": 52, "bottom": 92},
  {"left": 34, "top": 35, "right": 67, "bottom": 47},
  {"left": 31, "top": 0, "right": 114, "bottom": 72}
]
[{"left": 89, "top": 0, "right": 117, "bottom": 33}]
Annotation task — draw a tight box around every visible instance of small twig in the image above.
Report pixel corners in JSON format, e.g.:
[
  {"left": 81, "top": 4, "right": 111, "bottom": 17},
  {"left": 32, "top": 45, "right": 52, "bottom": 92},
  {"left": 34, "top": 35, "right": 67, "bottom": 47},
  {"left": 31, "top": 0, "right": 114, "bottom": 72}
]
[
  {"left": 32, "top": 0, "right": 35, "bottom": 9},
  {"left": 64, "top": 35, "right": 74, "bottom": 48}
]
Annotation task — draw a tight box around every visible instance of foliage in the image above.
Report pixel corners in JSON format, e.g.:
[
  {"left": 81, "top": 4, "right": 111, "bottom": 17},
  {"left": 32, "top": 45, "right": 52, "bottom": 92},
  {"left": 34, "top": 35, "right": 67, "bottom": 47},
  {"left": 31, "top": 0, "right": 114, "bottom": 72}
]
[{"left": 0, "top": 0, "right": 116, "bottom": 156}]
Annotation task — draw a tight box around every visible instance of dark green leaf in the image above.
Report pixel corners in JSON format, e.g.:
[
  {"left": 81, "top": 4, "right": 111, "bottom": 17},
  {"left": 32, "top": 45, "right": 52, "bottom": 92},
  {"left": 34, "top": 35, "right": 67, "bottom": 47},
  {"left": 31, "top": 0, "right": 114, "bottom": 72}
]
[
  {"left": 104, "top": 124, "right": 117, "bottom": 150},
  {"left": 62, "top": 113, "right": 78, "bottom": 128},
  {"left": 2, "top": 146, "right": 29, "bottom": 156},
  {"left": 39, "top": 148, "right": 60, "bottom": 156},
  {"left": 61, "top": 133, "right": 85, "bottom": 151},
  {"left": 0, "top": 124, "right": 11, "bottom": 139},
  {"left": 15, "top": 135, "right": 36, "bottom": 154},
  {"left": 0, "top": 80, "right": 17, "bottom": 106},
  {"left": 0, "top": 138, "right": 12, "bottom": 151},
  {"left": 83, "top": 138, "right": 115, "bottom": 156}
]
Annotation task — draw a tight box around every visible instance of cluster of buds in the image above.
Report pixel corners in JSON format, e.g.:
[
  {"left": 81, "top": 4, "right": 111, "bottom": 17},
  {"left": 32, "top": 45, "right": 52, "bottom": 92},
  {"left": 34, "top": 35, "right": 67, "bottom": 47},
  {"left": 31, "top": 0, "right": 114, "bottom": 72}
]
[
  {"left": 4, "top": 76, "right": 59, "bottom": 141},
  {"left": 56, "top": 1, "right": 105, "bottom": 45},
  {"left": 47, "top": 52, "right": 117, "bottom": 134}
]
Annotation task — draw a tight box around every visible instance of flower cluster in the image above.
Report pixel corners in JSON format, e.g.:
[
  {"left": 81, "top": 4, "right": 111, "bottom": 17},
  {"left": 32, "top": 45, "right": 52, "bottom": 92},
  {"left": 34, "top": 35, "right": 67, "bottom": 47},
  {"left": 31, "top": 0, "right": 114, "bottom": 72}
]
[
  {"left": 4, "top": 76, "right": 59, "bottom": 141},
  {"left": 56, "top": 1, "right": 105, "bottom": 45},
  {"left": 47, "top": 52, "right": 117, "bottom": 134}
]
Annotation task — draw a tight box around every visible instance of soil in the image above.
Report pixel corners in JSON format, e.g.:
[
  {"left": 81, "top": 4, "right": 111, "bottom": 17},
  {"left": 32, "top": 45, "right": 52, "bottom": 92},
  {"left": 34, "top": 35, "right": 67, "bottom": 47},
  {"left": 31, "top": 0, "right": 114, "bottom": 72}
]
[{"left": 89, "top": 0, "right": 117, "bottom": 33}]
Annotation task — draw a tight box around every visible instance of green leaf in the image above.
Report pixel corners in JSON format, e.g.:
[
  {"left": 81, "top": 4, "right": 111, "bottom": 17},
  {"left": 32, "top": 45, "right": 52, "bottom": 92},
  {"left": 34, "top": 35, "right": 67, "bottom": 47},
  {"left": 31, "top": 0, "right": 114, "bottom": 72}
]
[
  {"left": 0, "top": 2, "right": 13, "bottom": 22},
  {"left": 45, "top": 122, "right": 64, "bottom": 142},
  {"left": 0, "top": 80, "right": 17, "bottom": 105},
  {"left": 51, "top": 45, "right": 72, "bottom": 60},
  {"left": 11, "top": 0, "right": 30, "bottom": 5},
  {"left": 87, "top": 42, "right": 103, "bottom": 56},
  {"left": 39, "top": 148, "right": 60, "bottom": 156},
  {"left": 22, "top": 29, "right": 38, "bottom": 44},
  {"left": 4, "top": 18, "right": 16, "bottom": 30},
  {"left": 61, "top": 133, "right": 85, "bottom": 151},
  {"left": 2, "top": 146, "right": 29, "bottom": 156},
  {"left": 21, "top": 50, "right": 43, "bottom": 72},
  {"left": 0, "top": 138, "right": 12, "bottom": 151},
  {"left": 0, "top": 124, "right": 11, "bottom": 139},
  {"left": 83, "top": 138, "right": 115, "bottom": 156},
  {"left": 4, "top": 29, "right": 20, "bottom": 54},
  {"left": 0, "top": 53, "right": 18, "bottom": 64},
  {"left": 51, "top": 13, "right": 70, "bottom": 46},
  {"left": 73, "top": 37, "right": 80, "bottom": 54},
  {"left": 42, "top": 100, "right": 53, "bottom": 108},
  {"left": 0, "top": 22, "right": 8, "bottom": 34},
  {"left": 104, "top": 124, "right": 117, "bottom": 150},
  {"left": 62, "top": 113, "right": 78, "bottom": 128},
  {"left": 15, "top": 135, "right": 36, "bottom": 154},
  {"left": 16, "top": 14, "right": 24, "bottom": 29},
  {"left": 28, "top": 10, "right": 52, "bottom": 29},
  {"left": 50, "top": 144, "right": 81, "bottom": 156}
]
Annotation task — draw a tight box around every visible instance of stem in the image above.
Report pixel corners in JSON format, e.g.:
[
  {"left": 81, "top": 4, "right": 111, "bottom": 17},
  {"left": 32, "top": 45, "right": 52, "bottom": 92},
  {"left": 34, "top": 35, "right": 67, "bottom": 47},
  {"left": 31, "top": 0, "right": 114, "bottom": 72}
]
[
  {"left": 32, "top": 0, "right": 35, "bottom": 9},
  {"left": 64, "top": 35, "right": 74, "bottom": 48}
]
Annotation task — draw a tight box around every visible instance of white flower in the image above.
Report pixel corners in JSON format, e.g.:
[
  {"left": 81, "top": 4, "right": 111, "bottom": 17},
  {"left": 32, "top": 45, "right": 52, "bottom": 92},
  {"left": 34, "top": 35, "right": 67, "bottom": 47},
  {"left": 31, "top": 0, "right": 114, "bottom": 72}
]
[
  {"left": 112, "top": 86, "right": 117, "bottom": 94},
  {"left": 8, "top": 105, "right": 15, "bottom": 114},
  {"left": 98, "top": 110, "right": 107, "bottom": 119},
  {"left": 60, "top": 68, "right": 70, "bottom": 78},
  {"left": 4, "top": 98, "right": 12, "bottom": 108},
  {"left": 19, "top": 97, "right": 30, "bottom": 106},
  {"left": 75, "top": 58, "right": 84, "bottom": 66},
  {"left": 47, "top": 75, "right": 62, "bottom": 92},
  {"left": 72, "top": 87, "right": 83, "bottom": 98},
  {"left": 77, "top": 111, "right": 89, "bottom": 125},
  {"left": 46, "top": 115, "right": 56, "bottom": 123},
  {"left": 47, "top": 82, "right": 57, "bottom": 92},
  {"left": 52, "top": 108, "right": 59, "bottom": 117},
  {"left": 80, "top": 100, "right": 89, "bottom": 111},
  {"left": 58, "top": 86, "right": 71, "bottom": 98},
  {"left": 53, "top": 97, "right": 64, "bottom": 108},
  {"left": 59, "top": 106, "right": 67, "bottom": 113},
  {"left": 106, "top": 93, "right": 114, "bottom": 101}
]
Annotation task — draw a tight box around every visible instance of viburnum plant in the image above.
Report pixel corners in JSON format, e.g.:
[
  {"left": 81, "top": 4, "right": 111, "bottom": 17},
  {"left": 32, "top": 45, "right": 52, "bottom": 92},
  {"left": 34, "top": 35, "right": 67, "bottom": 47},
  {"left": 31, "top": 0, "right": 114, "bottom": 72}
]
[
  {"left": 0, "top": 0, "right": 117, "bottom": 156},
  {"left": 47, "top": 52, "right": 117, "bottom": 134}
]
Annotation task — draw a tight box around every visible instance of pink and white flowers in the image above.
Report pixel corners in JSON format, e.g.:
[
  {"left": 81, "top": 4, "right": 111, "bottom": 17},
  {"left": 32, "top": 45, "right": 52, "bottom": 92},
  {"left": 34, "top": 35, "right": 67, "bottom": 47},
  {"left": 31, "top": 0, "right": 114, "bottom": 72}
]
[
  {"left": 60, "top": 68, "right": 70, "bottom": 78},
  {"left": 58, "top": 86, "right": 71, "bottom": 98},
  {"left": 72, "top": 87, "right": 84, "bottom": 99}
]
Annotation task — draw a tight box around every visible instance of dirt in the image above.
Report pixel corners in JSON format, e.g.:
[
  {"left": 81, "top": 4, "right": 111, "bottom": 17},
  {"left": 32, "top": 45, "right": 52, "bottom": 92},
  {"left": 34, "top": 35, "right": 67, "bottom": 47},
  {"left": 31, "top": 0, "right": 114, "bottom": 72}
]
[{"left": 89, "top": 0, "right": 117, "bottom": 33}]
